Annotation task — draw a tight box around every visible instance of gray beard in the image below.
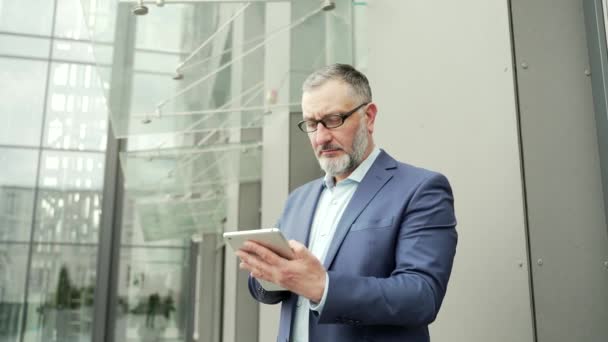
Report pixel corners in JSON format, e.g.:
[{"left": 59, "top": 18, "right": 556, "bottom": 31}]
[{"left": 317, "top": 116, "right": 369, "bottom": 177}]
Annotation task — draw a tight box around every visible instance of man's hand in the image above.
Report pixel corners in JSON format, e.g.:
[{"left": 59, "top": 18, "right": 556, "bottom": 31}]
[{"left": 236, "top": 240, "right": 326, "bottom": 303}]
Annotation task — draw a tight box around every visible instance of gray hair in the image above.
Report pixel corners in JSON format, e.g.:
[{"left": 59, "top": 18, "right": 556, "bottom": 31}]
[{"left": 302, "top": 64, "right": 372, "bottom": 103}]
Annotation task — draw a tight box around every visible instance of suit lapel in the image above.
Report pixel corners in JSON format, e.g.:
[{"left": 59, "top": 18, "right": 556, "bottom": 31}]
[
  {"left": 290, "top": 179, "right": 325, "bottom": 246},
  {"left": 323, "top": 151, "right": 396, "bottom": 269}
]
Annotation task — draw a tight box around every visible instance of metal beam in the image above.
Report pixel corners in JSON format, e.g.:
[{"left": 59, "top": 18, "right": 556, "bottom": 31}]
[{"left": 91, "top": 2, "right": 136, "bottom": 342}]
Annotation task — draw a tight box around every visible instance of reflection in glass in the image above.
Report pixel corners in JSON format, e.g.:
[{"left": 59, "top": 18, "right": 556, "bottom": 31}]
[
  {"left": 0, "top": 148, "right": 39, "bottom": 243},
  {"left": 45, "top": 63, "right": 108, "bottom": 151},
  {"left": 52, "top": 40, "right": 113, "bottom": 65},
  {"left": 0, "top": 1, "right": 54, "bottom": 36},
  {"left": 23, "top": 243, "right": 97, "bottom": 342},
  {"left": 0, "top": 243, "right": 28, "bottom": 342},
  {"left": 54, "top": 0, "right": 94, "bottom": 41},
  {"left": 0, "top": 34, "right": 50, "bottom": 59},
  {"left": 113, "top": 245, "right": 190, "bottom": 342},
  {"left": 33, "top": 189, "right": 103, "bottom": 245},
  {"left": 30, "top": 150, "right": 104, "bottom": 245},
  {"left": 76, "top": 0, "right": 116, "bottom": 44},
  {"left": 38, "top": 150, "right": 105, "bottom": 191},
  {"left": 0, "top": 0, "right": 110, "bottom": 339},
  {"left": 120, "top": 143, "right": 261, "bottom": 195},
  {"left": 0, "top": 58, "right": 48, "bottom": 147}
]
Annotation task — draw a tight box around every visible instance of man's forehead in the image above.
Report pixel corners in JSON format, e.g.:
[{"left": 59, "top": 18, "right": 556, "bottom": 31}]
[
  {"left": 301, "top": 101, "right": 352, "bottom": 119},
  {"left": 301, "top": 83, "right": 355, "bottom": 117}
]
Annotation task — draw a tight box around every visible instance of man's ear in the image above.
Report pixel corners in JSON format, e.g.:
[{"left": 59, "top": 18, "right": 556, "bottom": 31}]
[{"left": 365, "top": 103, "right": 378, "bottom": 134}]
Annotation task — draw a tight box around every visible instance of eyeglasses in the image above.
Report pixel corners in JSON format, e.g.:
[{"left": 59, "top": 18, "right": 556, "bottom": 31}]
[{"left": 297, "top": 102, "right": 369, "bottom": 133}]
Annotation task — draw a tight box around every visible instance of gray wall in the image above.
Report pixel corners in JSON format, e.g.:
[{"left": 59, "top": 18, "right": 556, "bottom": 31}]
[
  {"left": 368, "top": 1, "right": 535, "bottom": 341},
  {"left": 366, "top": 0, "right": 608, "bottom": 341},
  {"left": 512, "top": 0, "right": 608, "bottom": 341}
]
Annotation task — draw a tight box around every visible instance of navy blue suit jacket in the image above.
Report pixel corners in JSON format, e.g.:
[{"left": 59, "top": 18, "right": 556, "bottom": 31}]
[{"left": 248, "top": 150, "right": 457, "bottom": 342}]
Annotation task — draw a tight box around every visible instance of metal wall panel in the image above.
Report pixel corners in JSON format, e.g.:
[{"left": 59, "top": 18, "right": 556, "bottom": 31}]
[
  {"left": 367, "top": 1, "right": 535, "bottom": 341},
  {"left": 584, "top": 0, "right": 608, "bottom": 247},
  {"left": 511, "top": 0, "right": 608, "bottom": 341}
]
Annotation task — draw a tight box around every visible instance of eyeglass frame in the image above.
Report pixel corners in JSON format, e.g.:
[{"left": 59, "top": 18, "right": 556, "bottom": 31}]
[{"left": 297, "top": 102, "right": 370, "bottom": 133}]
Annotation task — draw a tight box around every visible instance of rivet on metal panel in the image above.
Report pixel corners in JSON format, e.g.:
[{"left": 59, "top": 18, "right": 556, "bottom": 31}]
[
  {"left": 537, "top": 258, "right": 543, "bottom": 266},
  {"left": 584, "top": 68, "right": 591, "bottom": 76},
  {"left": 521, "top": 62, "right": 529, "bottom": 69},
  {"left": 517, "top": 261, "right": 523, "bottom": 268},
  {"left": 604, "top": 260, "right": 608, "bottom": 269}
]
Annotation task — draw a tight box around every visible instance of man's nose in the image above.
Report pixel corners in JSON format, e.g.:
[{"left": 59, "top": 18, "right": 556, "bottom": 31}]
[{"left": 314, "top": 123, "right": 332, "bottom": 145}]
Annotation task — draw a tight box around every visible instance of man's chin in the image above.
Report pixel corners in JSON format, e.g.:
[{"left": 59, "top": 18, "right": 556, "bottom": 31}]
[
  {"left": 318, "top": 149, "right": 345, "bottom": 158},
  {"left": 318, "top": 157, "right": 350, "bottom": 175}
]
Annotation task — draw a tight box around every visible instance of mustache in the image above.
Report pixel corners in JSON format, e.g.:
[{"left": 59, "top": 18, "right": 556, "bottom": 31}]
[{"left": 316, "top": 144, "right": 344, "bottom": 155}]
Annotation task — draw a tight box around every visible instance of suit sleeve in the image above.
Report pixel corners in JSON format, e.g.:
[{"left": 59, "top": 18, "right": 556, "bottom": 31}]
[
  {"left": 247, "top": 276, "right": 290, "bottom": 304},
  {"left": 317, "top": 173, "right": 457, "bottom": 327}
]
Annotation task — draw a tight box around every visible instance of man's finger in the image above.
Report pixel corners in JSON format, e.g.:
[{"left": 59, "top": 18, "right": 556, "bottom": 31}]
[
  {"left": 241, "top": 240, "right": 284, "bottom": 265},
  {"left": 288, "top": 240, "right": 303, "bottom": 248},
  {"left": 288, "top": 239, "right": 309, "bottom": 256},
  {"left": 239, "top": 261, "right": 253, "bottom": 271}
]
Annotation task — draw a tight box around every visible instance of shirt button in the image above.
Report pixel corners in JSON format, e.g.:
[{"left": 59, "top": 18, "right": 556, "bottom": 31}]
[
  {"left": 331, "top": 200, "right": 337, "bottom": 205},
  {"left": 296, "top": 298, "right": 303, "bottom": 307}
]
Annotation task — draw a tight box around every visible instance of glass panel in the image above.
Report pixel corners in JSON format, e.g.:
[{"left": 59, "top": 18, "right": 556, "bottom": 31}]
[
  {"left": 38, "top": 150, "right": 105, "bottom": 192},
  {"left": 120, "top": 142, "right": 259, "bottom": 241},
  {"left": 33, "top": 150, "right": 105, "bottom": 244},
  {"left": 83, "top": 1, "right": 295, "bottom": 138},
  {"left": 44, "top": 62, "right": 109, "bottom": 151},
  {"left": 54, "top": 0, "right": 94, "bottom": 41},
  {"left": 33, "top": 189, "right": 103, "bottom": 245},
  {"left": 134, "top": 4, "right": 188, "bottom": 52},
  {"left": 0, "top": 242, "right": 28, "bottom": 341},
  {"left": 0, "top": 33, "right": 50, "bottom": 59},
  {"left": 23, "top": 243, "right": 97, "bottom": 342},
  {"left": 133, "top": 50, "right": 181, "bottom": 74},
  {"left": 113, "top": 245, "right": 190, "bottom": 342},
  {"left": 120, "top": 142, "right": 262, "bottom": 194},
  {"left": 0, "top": 148, "right": 38, "bottom": 243},
  {"left": 1, "top": 1, "right": 110, "bottom": 341},
  {"left": 289, "top": 0, "right": 354, "bottom": 104},
  {"left": 134, "top": 193, "right": 226, "bottom": 241},
  {"left": 77, "top": 0, "right": 116, "bottom": 44},
  {"left": 120, "top": 197, "right": 187, "bottom": 248},
  {"left": 52, "top": 40, "right": 113, "bottom": 65},
  {"left": 130, "top": 72, "right": 181, "bottom": 117},
  {"left": 352, "top": 0, "right": 368, "bottom": 69},
  {"left": 0, "top": 57, "right": 48, "bottom": 147},
  {"left": 325, "top": 0, "right": 353, "bottom": 64},
  {"left": 0, "top": 1, "right": 54, "bottom": 36}
]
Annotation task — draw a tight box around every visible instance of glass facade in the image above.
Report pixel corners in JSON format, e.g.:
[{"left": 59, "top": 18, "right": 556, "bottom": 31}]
[
  {"left": 0, "top": 0, "right": 108, "bottom": 340},
  {"left": 1, "top": 0, "right": 360, "bottom": 341}
]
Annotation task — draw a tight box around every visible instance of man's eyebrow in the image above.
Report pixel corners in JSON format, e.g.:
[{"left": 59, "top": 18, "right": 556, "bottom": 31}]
[
  {"left": 303, "top": 107, "right": 344, "bottom": 120},
  {"left": 307, "top": 110, "right": 341, "bottom": 119}
]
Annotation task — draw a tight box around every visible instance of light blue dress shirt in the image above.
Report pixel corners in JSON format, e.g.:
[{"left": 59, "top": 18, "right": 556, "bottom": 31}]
[{"left": 291, "top": 146, "right": 381, "bottom": 342}]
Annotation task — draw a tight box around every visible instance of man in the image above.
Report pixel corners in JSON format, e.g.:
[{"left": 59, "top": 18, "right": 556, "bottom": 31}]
[{"left": 236, "top": 64, "right": 457, "bottom": 342}]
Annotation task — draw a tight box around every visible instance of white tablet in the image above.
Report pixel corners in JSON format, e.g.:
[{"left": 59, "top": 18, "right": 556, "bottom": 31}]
[{"left": 223, "top": 228, "right": 293, "bottom": 291}]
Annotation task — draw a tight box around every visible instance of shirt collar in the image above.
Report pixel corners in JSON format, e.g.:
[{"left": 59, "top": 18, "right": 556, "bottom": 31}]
[{"left": 323, "top": 146, "right": 381, "bottom": 189}]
